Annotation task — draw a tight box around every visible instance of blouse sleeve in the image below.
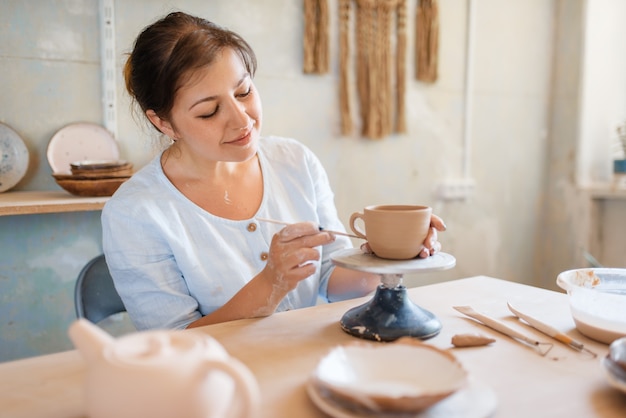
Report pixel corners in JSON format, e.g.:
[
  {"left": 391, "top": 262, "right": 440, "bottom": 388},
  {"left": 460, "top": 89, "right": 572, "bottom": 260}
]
[{"left": 101, "top": 192, "right": 202, "bottom": 331}]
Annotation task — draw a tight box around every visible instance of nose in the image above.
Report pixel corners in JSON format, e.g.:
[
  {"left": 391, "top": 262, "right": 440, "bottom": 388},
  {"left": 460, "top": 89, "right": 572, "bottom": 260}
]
[{"left": 226, "top": 97, "right": 250, "bottom": 130}]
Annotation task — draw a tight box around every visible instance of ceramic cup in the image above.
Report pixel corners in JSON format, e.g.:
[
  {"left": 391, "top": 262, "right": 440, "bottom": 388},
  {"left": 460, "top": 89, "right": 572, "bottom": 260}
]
[{"left": 349, "top": 205, "right": 432, "bottom": 260}]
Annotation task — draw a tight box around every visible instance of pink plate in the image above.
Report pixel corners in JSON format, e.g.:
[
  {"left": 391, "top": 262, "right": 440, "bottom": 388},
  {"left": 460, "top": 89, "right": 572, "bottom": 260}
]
[{"left": 47, "top": 122, "right": 119, "bottom": 174}]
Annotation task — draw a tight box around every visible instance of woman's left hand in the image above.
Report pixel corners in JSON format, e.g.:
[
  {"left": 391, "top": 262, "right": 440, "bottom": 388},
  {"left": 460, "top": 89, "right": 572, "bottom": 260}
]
[
  {"left": 359, "top": 213, "right": 447, "bottom": 258},
  {"left": 417, "top": 213, "right": 446, "bottom": 258}
]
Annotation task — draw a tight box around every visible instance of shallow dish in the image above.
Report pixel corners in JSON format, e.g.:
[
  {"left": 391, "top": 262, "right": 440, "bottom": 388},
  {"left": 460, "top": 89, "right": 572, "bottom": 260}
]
[
  {"left": 310, "top": 339, "right": 468, "bottom": 414},
  {"left": 556, "top": 268, "right": 626, "bottom": 344},
  {"left": 70, "top": 160, "right": 133, "bottom": 178},
  {"left": 0, "top": 122, "right": 29, "bottom": 193},
  {"left": 70, "top": 159, "right": 130, "bottom": 170},
  {"left": 601, "top": 356, "right": 626, "bottom": 395},
  {"left": 47, "top": 122, "right": 119, "bottom": 174},
  {"left": 609, "top": 336, "right": 626, "bottom": 369},
  {"left": 307, "top": 377, "right": 496, "bottom": 418},
  {"left": 54, "top": 176, "right": 130, "bottom": 197}
]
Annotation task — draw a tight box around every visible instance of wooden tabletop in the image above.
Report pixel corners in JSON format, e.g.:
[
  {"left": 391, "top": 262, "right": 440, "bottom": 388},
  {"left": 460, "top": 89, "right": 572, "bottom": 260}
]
[{"left": 1, "top": 276, "right": 625, "bottom": 418}]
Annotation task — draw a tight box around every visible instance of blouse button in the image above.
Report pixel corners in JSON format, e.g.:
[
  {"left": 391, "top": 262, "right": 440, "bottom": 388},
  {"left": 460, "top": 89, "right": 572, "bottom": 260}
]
[
  {"left": 247, "top": 223, "right": 257, "bottom": 232},
  {"left": 260, "top": 252, "right": 269, "bottom": 261}
]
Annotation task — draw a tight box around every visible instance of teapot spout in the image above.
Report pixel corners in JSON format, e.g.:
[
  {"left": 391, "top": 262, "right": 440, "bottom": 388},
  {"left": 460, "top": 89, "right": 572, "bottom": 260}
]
[{"left": 68, "top": 318, "right": 115, "bottom": 363}]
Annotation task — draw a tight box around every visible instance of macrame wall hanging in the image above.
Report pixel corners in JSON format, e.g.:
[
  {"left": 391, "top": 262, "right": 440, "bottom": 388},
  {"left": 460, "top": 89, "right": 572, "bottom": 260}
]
[
  {"left": 415, "top": 0, "right": 439, "bottom": 83},
  {"left": 303, "top": 0, "right": 330, "bottom": 74},
  {"left": 338, "top": 0, "right": 407, "bottom": 139},
  {"left": 303, "top": 0, "right": 440, "bottom": 139}
]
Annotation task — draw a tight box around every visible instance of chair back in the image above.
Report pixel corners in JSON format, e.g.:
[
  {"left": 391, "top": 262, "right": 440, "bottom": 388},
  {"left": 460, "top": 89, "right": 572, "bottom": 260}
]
[{"left": 74, "top": 254, "right": 126, "bottom": 323}]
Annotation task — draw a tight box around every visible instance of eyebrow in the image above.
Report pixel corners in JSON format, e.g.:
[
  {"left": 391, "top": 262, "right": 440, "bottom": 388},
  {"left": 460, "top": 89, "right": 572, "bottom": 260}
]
[{"left": 188, "top": 73, "right": 250, "bottom": 111}]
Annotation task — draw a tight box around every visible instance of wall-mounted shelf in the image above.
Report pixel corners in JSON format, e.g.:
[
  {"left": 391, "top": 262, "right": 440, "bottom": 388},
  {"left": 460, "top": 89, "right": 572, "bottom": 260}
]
[
  {"left": 584, "top": 183, "right": 626, "bottom": 200},
  {"left": 0, "top": 191, "right": 108, "bottom": 216}
]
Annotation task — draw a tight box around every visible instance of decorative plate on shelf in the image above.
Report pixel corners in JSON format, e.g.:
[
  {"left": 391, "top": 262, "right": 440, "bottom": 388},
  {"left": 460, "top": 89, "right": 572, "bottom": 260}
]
[
  {"left": 0, "top": 122, "right": 29, "bottom": 193},
  {"left": 46, "top": 122, "right": 119, "bottom": 174}
]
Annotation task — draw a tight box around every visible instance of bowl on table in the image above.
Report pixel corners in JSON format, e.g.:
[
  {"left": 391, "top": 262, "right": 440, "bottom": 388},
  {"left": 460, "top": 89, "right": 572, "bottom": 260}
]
[
  {"left": 309, "top": 338, "right": 468, "bottom": 415},
  {"left": 602, "top": 337, "right": 626, "bottom": 394},
  {"left": 556, "top": 268, "right": 626, "bottom": 344}
]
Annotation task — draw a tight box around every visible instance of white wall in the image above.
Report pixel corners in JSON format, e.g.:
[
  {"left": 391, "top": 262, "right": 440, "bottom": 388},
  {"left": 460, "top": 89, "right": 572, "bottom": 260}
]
[
  {"left": 578, "top": 0, "right": 626, "bottom": 185},
  {"left": 2, "top": 0, "right": 621, "bottom": 360},
  {"left": 110, "top": 0, "right": 557, "bottom": 287}
]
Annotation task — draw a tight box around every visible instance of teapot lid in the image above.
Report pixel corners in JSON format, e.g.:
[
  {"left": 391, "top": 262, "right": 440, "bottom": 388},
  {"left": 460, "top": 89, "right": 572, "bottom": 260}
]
[{"left": 107, "top": 331, "right": 227, "bottom": 366}]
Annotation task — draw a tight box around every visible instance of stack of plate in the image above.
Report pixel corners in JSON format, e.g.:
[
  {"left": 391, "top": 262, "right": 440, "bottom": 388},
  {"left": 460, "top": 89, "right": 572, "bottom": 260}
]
[
  {"left": 48, "top": 122, "right": 132, "bottom": 197},
  {"left": 52, "top": 160, "right": 133, "bottom": 197}
]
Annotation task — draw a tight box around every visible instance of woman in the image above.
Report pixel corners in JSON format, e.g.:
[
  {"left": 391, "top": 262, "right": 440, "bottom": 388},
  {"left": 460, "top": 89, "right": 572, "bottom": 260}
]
[{"left": 102, "top": 11, "right": 445, "bottom": 331}]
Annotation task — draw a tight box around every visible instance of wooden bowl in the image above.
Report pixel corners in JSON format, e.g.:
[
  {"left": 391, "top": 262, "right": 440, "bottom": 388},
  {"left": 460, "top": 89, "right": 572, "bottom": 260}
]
[{"left": 54, "top": 176, "right": 130, "bottom": 197}]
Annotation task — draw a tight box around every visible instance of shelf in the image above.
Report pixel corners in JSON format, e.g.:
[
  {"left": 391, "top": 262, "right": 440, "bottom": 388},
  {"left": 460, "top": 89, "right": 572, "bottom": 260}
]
[
  {"left": 583, "top": 183, "right": 626, "bottom": 199},
  {"left": 0, "top": 191, "right": 109, "bottom": 216}
]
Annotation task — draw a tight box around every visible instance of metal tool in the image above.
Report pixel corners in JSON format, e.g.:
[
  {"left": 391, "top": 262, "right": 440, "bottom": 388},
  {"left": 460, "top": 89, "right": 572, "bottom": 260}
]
[
  {"left": 453, "top": 305, "right": 553, "bottom": 356},
  {"left": 507, "top": 302, "right": 597, "bottom": 358}
]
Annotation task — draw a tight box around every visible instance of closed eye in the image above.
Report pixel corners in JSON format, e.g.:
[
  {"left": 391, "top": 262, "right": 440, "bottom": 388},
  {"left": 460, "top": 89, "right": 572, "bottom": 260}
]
[
  {"left": 237, "top": 86, "right": 252, "bottom": 98},
  {"left": 199, "top": 107, "right": 218, "bottom": 119}
]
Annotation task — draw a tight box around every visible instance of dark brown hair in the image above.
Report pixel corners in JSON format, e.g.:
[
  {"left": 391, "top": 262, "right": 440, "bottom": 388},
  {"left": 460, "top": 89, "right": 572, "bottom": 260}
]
[{"left": 124, "top": 11, "right": 257, "bottom": 126}]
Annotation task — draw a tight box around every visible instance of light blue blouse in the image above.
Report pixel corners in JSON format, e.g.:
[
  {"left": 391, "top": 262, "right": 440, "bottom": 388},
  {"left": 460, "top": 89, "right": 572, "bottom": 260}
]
[{"left": 101, "top": 136, "right": 351, "bottom": 330}]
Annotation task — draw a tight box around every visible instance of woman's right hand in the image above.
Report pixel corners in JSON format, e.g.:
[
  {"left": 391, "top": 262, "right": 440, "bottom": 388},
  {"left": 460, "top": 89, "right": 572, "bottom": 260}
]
[
  {"left": 189, "top": 222, "right": 336, "bottom": 327},
  {"left": 262, "top": 222, "right": 335, "bottom": 292}
]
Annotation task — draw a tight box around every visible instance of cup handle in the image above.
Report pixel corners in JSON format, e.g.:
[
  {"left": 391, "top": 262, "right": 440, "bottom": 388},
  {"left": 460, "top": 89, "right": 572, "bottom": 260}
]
[
  {"left": 349, "top": 212, "right": 367, "bottom": 240},
  {"left": 196, "top": 358, "right": 261, "bottom": 418}
]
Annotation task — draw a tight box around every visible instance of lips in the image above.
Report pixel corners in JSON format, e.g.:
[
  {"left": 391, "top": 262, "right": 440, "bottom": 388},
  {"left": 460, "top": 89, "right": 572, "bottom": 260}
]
[
  {"left": 227, "top": 129, "right": 252, "bottom": 145},
  {"left": 227, "top": 122, "right": 256, "bottom": 145}
]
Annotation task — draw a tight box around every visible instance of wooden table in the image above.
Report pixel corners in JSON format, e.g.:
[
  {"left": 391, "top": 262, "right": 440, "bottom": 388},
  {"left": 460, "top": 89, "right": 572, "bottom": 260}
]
[{"left": 1, "top": 276, "right": 625, "bottom": 417}]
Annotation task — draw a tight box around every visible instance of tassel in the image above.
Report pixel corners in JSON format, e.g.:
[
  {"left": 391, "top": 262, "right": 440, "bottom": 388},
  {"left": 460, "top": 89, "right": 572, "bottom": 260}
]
[
  {"left": 339, "top": 0, "right": 353, "bottom": 135},
  {"left": 416, "top": 0, "right": 439, "bottom": 83},
  {"left": 303, "top": 0, "right": 329, "bottom": 74},
  {"left": 337, "top": 0, "right": 408, "bottom": 139}
]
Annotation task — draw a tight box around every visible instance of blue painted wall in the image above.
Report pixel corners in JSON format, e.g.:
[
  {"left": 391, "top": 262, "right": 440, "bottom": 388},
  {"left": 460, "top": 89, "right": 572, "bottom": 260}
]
[{"left": 0, "top": 212, "right": 102, "bottom": 361}]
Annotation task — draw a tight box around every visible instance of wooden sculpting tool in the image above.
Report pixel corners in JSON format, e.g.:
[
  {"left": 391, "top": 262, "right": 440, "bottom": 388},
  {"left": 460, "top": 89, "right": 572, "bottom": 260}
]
[
  {"left": 454, "top": 305, "right": 553, "bottom": 356},
  {"left": 507, "top": 302, "right": 597, "bottom": 358}
]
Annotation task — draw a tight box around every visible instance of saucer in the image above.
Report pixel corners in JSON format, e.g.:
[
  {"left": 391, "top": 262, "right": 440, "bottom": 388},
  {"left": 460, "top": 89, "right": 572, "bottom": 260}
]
[
  {"left": 331, "top": 249, "right": 456, "bottom": 275},
  {"left": 307, "top": 377, "right": 497, "bottom": 418}
]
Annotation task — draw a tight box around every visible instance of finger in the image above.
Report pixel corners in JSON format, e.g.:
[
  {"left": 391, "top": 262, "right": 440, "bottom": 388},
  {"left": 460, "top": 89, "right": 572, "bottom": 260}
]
[
  {"left": 417, "top": 246, "right": 430, "bottom": 258},
  {"left": 360, "top": 242, "right": 373, "bottom": 254},
  {"left": 277, "top": 221, "right": 320, "bottom": 241},
  {"left": 423, "top": 226, "right": 438, "bottom": 249},
  {"left": 282, "top": 247, "right": 321, "bottom": 268},
  {"left": 282, "top": 262, "right": 318, "bottom": 284},
  {"left": 430, "top": 214, "right": 447, "bottom": 232},
  {"left": 421, "top": 226, "right": 442, "bottom": 256}
]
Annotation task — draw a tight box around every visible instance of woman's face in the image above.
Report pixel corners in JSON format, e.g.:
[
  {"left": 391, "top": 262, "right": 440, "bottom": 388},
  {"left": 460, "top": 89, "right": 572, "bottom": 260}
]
[{"left": 156, "top": 47, "right": 262, "bottom": 163}]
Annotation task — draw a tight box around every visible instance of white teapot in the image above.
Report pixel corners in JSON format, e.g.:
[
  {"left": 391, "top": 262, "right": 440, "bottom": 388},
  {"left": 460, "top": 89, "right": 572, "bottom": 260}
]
[{"left": 68, "top": 319, "right": 260, "bottom": 418}]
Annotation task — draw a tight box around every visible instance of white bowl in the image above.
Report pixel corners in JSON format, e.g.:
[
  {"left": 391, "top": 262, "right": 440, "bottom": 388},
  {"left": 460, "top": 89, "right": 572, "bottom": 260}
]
[
  {"left": 556, "top": 268, "right": 626, "bottom": 344},
  {"left": 310, "top": 339, "right": 468, "bottom": 414}
]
